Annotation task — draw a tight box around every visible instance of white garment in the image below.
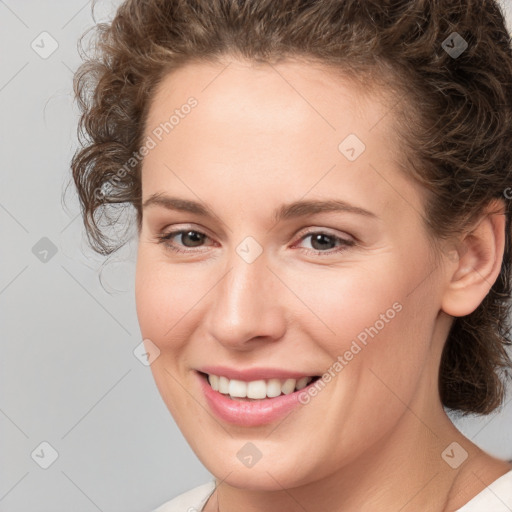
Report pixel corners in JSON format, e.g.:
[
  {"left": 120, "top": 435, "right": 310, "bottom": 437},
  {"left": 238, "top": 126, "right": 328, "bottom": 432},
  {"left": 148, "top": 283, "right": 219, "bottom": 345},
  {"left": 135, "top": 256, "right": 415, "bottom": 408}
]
[
  {"left": 153, "top": 481, "right": 215, "bottom": 512},
  {"left": 455, "top": 469, "right": 512, "bottom": 511},
  {"left": 153, "top": 470, "right": 512, "bottom": 511}
]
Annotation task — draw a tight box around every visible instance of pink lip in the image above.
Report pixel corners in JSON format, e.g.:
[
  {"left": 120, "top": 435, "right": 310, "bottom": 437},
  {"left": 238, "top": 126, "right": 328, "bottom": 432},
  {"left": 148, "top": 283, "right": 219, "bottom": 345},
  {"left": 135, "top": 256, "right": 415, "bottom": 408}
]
[
  {"left": 198, "top": 365, "right": 316, "bottom": 381},
  {"left": 197, "top": 371, "right": 315, "bottom": 427}
]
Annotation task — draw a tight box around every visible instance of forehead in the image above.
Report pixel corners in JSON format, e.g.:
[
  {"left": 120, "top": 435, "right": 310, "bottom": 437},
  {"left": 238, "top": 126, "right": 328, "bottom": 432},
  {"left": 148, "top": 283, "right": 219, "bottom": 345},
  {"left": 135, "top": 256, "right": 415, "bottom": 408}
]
[
  {"left": 146, "top": 58, "right": 391, "bottom": 142},
  {"left": 142, "top": 58, "right": 424, "bottom": 227}
]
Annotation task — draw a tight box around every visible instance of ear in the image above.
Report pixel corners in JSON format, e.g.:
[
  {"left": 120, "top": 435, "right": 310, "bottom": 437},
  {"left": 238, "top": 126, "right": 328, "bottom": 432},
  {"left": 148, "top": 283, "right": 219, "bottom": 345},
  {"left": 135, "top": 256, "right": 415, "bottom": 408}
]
[{"left": 441, "top": 199, "right": 506, "bottom": 317}]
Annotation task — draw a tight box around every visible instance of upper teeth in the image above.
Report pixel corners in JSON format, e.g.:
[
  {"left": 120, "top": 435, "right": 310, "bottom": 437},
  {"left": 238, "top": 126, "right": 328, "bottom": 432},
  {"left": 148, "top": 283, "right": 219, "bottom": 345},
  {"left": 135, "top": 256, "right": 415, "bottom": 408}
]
[{"left": 207, "top": 374, "right": 313, "bottom": 399}]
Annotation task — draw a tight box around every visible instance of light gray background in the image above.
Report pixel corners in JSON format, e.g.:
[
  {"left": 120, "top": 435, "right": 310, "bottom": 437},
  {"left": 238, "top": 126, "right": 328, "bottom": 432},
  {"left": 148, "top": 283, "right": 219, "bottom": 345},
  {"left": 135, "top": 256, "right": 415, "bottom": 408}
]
[{"left": 1, "top": 1, "right": 512, "bottom": 511}]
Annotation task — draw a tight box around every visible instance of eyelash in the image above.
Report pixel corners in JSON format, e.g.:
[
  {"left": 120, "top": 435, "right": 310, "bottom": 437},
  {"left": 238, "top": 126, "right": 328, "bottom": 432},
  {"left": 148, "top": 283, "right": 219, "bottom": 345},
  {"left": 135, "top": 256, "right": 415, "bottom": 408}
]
[{"left": 155, "top": 228, "right": 355, "bottom": 256}]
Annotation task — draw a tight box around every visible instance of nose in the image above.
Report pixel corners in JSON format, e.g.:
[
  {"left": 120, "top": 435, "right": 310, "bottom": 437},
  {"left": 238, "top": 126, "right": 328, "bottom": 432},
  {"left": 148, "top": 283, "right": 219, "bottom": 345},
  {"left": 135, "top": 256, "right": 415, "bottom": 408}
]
[{"left": 204, "top": 250, "right": 287, "bottom": 351}]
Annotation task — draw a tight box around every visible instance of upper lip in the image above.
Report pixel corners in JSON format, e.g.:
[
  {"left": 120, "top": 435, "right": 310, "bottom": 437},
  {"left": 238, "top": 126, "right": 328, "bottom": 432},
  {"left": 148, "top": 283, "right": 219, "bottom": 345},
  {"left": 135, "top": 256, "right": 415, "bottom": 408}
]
[{"left": 197, "top": 366, "right": 319, "bottom": 381}]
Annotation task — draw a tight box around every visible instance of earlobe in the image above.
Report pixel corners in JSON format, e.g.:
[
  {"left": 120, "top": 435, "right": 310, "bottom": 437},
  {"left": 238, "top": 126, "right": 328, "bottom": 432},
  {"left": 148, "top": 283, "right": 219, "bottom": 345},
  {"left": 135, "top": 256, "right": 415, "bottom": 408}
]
[{"left": 441, "top": 199, "right": 506, "bottom": 318}]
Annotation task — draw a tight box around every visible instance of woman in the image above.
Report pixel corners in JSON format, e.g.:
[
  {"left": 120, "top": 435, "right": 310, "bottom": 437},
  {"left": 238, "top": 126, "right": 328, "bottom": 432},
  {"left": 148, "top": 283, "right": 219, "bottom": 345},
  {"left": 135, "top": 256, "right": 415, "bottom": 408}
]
[{"left": 71, "top": 0, "right": 512, "bottom": 510}]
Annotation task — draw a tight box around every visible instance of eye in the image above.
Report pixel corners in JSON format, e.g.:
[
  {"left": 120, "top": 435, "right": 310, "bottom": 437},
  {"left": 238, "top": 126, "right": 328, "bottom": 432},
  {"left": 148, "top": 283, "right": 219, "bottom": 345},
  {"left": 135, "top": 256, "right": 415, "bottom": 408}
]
[
  {"left": 295, "top": 230, "right": 355, "bottom": 255},
  {"left": 156, "top": 229, "right": 212, "bottom": 253}
]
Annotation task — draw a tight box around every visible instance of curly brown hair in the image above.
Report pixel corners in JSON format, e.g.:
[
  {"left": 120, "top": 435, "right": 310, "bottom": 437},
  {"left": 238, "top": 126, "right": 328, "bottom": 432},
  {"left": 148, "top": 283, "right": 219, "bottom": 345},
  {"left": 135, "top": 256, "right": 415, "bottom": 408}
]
[{"left": 71, "top": 0, "right": 512, "bottom": 415}]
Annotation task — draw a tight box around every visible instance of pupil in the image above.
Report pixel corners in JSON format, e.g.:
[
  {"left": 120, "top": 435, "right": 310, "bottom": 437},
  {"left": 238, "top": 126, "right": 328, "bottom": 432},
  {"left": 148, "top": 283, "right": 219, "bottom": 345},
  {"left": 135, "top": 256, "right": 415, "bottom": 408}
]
[
  {"left": 183, "top": 231, "right": 204, "bottom": 247},
  {"left": 311, "top": 234, "right": 334, "bottom": 251}
]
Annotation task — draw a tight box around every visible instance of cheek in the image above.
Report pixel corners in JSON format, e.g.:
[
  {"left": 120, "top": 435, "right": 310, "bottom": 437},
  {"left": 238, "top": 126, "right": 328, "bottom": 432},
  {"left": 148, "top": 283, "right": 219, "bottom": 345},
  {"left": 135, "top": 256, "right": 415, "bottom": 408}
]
[
  {"left": 286, "top": 257, "right": 408, "bottom": 346},
  {"left": 135, "top": 255, "right": 199, "bottom": 423},
  {"left": 291, "top": 253, "right": 436, "bottom": 391},
  {"left": 135, "top": 250, "right": 196, "bottom": 344}
]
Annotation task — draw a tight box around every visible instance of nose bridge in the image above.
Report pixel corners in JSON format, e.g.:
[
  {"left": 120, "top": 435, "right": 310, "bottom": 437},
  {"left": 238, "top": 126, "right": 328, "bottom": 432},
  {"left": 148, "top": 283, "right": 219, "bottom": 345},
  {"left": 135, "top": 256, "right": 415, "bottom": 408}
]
[{"left": 205, "top": 244, "right": 286, "bottom": 347}]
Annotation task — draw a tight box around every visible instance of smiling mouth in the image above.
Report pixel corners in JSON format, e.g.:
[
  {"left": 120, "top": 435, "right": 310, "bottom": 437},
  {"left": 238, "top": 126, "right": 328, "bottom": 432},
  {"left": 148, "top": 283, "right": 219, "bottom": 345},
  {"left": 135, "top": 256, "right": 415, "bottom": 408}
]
[{"left": 199, "top": 371, "right": 321, "bottom": 401}]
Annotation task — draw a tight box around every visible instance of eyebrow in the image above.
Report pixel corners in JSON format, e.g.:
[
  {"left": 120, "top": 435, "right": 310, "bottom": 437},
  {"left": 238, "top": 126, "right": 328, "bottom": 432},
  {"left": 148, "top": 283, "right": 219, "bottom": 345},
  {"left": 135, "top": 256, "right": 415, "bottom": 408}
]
[{"left": 142, "top": 193, "right": 378, "bottom": 223}]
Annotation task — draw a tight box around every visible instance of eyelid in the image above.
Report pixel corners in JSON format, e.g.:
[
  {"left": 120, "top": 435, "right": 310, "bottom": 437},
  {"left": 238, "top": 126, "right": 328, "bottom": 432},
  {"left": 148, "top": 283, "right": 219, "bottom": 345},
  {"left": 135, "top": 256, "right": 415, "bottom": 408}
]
[
  {"left": 157, "top": 223, "right": 215, "bottom": 240},
  {"left": 293, "top": 226, "right": 355, "bottom": 243},
  {"left": 292, "top": 231, "right": 355, "bottom": 255},
  {"left": 156, "top": 225, "right": 216, "bottom": 250}
]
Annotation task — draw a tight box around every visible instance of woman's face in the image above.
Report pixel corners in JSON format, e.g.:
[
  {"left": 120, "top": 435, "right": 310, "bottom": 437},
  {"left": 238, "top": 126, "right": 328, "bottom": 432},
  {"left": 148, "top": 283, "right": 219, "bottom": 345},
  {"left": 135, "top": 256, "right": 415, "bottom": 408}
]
[{"left": 135, "top": 59, "right": 451, "bottom": 489}]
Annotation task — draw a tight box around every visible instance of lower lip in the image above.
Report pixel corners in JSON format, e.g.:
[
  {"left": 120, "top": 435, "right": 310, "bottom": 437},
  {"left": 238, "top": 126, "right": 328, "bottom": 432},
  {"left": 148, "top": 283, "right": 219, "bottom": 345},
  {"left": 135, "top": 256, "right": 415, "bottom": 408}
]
[{"left": 198, "top": 372, "right": 310, "bottom": 427}]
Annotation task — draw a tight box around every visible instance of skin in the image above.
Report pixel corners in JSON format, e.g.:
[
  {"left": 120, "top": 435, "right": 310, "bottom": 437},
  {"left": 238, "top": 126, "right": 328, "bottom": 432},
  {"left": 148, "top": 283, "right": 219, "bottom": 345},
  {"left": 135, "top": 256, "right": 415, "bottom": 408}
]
[{"left": 135, "top": 58, "right": 511, "bottom": 512}]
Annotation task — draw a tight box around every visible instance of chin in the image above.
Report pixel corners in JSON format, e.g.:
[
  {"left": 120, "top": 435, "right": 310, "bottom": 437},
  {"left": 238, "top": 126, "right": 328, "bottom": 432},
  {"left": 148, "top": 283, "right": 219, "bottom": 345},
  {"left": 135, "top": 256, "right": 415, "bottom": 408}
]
[{"left": 189, "top": 434, "right": 329, "bottom": 492}]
